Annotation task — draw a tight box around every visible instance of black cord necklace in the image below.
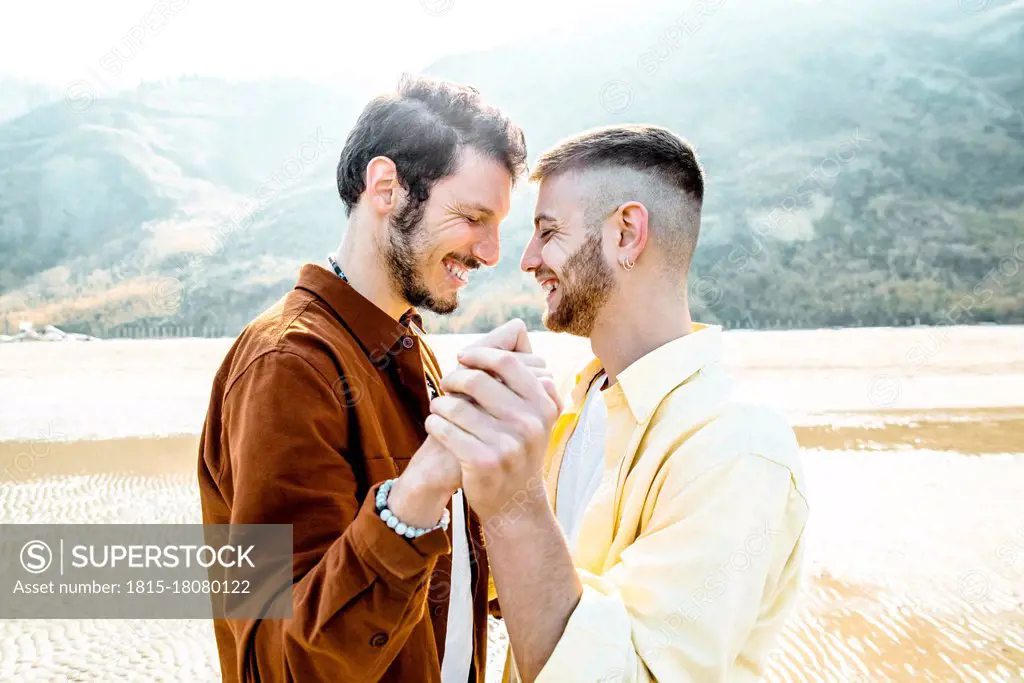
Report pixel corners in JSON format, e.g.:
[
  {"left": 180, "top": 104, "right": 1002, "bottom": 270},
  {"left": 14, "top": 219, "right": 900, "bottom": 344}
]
[{"left": 327, "top": 254, "right": 349, "bottom": 283}]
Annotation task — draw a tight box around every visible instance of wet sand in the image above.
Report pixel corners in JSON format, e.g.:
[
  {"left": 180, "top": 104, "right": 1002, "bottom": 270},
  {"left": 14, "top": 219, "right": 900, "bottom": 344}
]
[
  {"left": 794, "top": 407, "right": 1024, "bottom": 454},
  {"left": 1, "top": 325, "right": 1023, "bottom": 681},
  {"left": 0, "top": 438, "right": 1021, "bottom": 681}
]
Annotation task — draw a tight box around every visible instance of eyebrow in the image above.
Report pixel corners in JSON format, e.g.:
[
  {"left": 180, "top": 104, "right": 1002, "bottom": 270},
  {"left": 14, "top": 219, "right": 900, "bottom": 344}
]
[
  {"left": 453, "top": 202, "right": 496, "bottom": 218},
  {"left": 533, "top": 212, "right": 558, "bottom": 229}
]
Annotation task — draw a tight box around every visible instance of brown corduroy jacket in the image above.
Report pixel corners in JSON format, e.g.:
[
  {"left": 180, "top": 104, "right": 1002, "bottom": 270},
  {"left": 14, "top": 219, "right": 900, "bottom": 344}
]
[{"left": 197, "top": 263, "right": 492, "bottom": 682}]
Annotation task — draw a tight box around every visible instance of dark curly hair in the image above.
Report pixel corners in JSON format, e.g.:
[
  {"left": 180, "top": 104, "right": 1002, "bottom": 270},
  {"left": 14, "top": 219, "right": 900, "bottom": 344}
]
[{"left": 336, "top": 74, "right": 528, "bottom": 231}]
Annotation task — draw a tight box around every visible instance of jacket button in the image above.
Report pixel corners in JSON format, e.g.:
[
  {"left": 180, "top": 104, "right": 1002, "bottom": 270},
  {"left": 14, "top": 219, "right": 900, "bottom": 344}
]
[
  {"left": 401, "top": 335, "right": 415, "bottom": 349},
  {"left": 369, "top": 632, "right": 389, "bottom": 648},
  {"left": 432, "top": 605, "right": 444, "bottom": 617}
]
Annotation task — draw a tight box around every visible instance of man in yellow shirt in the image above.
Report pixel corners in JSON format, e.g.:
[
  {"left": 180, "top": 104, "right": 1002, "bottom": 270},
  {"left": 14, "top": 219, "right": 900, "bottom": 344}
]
[{"left": 427, "top": 124, "right": 809, "bottom": 682}]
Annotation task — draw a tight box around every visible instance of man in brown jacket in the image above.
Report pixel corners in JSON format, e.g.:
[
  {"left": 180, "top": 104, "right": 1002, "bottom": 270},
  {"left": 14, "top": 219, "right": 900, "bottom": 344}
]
[{"left": 197, "top": 75, "right": 558, "bottom": 682}]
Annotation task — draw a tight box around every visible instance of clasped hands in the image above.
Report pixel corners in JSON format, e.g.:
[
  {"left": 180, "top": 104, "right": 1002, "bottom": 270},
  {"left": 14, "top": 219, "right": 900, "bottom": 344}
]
[{"left": 387, "top": 319, "right": 562, "bottom": 527}]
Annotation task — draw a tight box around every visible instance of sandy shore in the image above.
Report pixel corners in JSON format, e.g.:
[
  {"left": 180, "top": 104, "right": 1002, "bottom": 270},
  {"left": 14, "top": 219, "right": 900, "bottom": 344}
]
[
  {"left": 1, "top": 433, "right": 1021, "bottom": 681},
  {"left": 2, "top": 326, "right": 1023, "bottom": 681}
]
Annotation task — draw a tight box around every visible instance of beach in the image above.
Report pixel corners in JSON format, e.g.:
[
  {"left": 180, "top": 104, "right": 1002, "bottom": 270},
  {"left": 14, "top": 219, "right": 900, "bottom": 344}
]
[{"left": 1, "top": 326, "right": 1022, "bottom": 681}]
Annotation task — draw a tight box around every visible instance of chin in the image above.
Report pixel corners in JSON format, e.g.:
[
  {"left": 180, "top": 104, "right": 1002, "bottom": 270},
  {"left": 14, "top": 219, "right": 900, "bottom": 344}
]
[
  {"left": 544, "top": 306, "right": 593, "bottom": 338},
  {"left": 423, "top": 291, "right": 459, "bottom": 316},
  {"left": 542, "top": 308, "right": 568, "bottom": 334}
]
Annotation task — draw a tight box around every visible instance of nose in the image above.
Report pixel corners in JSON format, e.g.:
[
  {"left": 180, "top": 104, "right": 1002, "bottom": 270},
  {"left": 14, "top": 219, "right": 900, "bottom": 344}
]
[
  {"left": 520, "top": 234, "right": 542, "bottom": 274},
  {"left": 471, "top": 224, "right": 500, "bottom": 267}
]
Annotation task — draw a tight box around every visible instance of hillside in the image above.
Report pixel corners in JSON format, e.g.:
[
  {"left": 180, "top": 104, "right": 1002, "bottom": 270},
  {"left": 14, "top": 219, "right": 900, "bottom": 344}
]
[
  {"left": 1, "top": 0, "right": 1022, "bottom": 335},
  {"left": 0, "top": 76, "right": 57, "bottom": 125}
]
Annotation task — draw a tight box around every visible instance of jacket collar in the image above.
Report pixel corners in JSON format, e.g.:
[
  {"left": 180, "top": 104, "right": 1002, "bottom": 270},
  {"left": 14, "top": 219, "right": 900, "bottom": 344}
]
[{"left": 294, "top": 263, "right": 423, "bottom": 356}]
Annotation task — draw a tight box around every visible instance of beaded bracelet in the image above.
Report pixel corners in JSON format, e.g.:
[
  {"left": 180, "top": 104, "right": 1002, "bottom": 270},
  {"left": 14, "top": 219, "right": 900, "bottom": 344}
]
[{"left": 375, "top": 478, "right": 450, "bottom": 539}]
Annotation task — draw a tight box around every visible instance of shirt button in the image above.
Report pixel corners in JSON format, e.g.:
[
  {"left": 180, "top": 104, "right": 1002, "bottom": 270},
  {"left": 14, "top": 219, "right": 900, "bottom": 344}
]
[
  {"left": 369, "top": 632, "right": 389, "bottom": 648},
  {"left": 401, "top": 335, "right": 415, "bottom": 349}
]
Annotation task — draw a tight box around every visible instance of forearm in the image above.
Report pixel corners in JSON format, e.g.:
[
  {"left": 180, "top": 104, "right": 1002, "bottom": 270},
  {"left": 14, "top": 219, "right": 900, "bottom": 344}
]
[
  {"left": 485, "top": 503, "right": 582, "bottom": 683},
  {"left": 243, "top": 486, "right": 450, "bottom": 681}
]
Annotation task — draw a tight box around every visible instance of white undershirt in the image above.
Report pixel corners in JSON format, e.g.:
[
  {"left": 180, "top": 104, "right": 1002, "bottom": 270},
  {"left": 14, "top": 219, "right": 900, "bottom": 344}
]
[
  {"left": 440, "top": 488, "right": 473, "bottom": 683},
  {"left": 556, "top": 373, "right": 608, "bottom": 552},
  {"left": 507, "top": 374, "right": 609, "bottom": 683}
]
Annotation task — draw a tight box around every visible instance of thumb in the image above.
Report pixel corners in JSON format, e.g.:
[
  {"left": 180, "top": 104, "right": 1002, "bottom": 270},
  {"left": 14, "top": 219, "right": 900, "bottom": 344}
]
[{"left": 468, "top": 319, "right": 532, "bottom": 353}]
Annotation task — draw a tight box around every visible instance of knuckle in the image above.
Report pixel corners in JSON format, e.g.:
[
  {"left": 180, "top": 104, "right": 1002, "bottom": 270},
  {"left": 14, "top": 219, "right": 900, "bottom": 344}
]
[
  {"left": 452, "top": 398, "right": 474, "bottom": 423},
  {"left": 521, "top": 417, "right": 544, "bottom": 442},
  {"left": 430, "top": 395, "right": 450, "bottom": 416},
  {"left": 440, "top": 372, "right": 458, "bottom": 393},
  {"left": 507, "top": 415, "right": 528, "bottom": 438},
  {"left": 448, "top": 397, "right": 464, "bottom": 418},
  {"left": 466, "top": 370, "right": 486, "bottom": 393},
  {"left": 542, "top": 394, "right": 559, "bottom": 421},
  {"left": 497, "top": 434, "right": 522, "bottom": 459},
  {"left": 493, "top": 354, "right": 515, "bottom": 377}
]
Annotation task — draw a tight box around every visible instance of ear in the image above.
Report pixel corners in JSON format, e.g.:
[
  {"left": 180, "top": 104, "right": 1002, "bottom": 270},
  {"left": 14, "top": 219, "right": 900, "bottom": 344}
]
[
  {"left": 616, "top": 201, "right": 649, "bottom": 265},
  {"left": 364, "top": 156, "right": 400, "bottom": 217}
]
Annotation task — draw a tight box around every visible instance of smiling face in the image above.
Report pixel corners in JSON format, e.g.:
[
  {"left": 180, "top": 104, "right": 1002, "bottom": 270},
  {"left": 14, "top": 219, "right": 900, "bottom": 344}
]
[
  {"left": 383, "top": 147, "right": 512, "bottom": 314},
  {"left": 520, "top": 172, "right": 618, "bottom": 336}
]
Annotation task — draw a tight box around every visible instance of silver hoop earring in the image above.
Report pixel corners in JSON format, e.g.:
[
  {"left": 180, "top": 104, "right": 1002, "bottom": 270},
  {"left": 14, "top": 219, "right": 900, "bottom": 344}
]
[{"left": 621, "top": 257, "right": 635, "bottom": 271}]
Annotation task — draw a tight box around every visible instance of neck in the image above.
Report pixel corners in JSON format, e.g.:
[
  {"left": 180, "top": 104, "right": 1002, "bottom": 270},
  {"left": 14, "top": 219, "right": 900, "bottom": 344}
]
[
  {"left": 589, "top": 283, "right": 692, "bottom": 385},
  {"left": 330, "top": 210, "right": 409, "bottom": 321}
]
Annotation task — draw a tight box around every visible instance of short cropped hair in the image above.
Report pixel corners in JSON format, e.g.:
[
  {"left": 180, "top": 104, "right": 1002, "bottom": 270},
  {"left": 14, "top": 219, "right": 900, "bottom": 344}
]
[{"left": 530, "top": 125, "right": 704, "bottom": 272}]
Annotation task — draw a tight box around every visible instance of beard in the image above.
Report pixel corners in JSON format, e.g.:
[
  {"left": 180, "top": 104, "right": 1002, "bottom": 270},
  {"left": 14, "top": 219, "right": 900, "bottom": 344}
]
[
  {"left": 543, "top": 230, "right": 617, "bottom": 337},
  {"left": 381, "top": 198, "right": 475, "bottom": 315}
]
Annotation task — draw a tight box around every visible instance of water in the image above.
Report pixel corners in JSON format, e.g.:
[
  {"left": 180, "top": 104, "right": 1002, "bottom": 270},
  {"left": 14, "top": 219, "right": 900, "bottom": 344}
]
[{"left": 2, "top": 326, "right": 1022, "bottom": 443}]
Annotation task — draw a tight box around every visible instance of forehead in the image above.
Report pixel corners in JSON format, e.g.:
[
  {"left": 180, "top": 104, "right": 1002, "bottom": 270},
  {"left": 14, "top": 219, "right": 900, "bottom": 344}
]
[
  {"left": 534, "top": 172, "right": 587, "bottom": 225},
  {"left": 432, "top": 146, "right": 512, "bottom": 217}
]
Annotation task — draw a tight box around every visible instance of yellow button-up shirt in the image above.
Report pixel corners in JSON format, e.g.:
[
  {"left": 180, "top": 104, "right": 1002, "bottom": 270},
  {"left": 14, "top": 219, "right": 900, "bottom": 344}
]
[{"left": 526, "top": 323, "right": 809, "bottom": 682}]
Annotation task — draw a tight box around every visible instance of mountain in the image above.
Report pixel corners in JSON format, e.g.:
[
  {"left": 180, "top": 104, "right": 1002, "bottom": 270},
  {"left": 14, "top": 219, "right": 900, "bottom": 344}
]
[
  {"left": 1, "top": 0, "right": 1022, "bottom": 336},
  {"left": 0, "top": 76, "right": 58, "bottom": 124},
  {"left": 0, "top": 77, "right": 362, "bottom": 331}
]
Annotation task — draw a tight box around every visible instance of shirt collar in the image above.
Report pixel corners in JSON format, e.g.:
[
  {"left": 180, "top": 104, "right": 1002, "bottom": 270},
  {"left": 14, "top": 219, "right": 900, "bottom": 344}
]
[
  {"left": 574, "top": 323, "right": 721, "bottom": 424},
  {"left": 294, "top": 264, "right": 424, "bottom": 356}
]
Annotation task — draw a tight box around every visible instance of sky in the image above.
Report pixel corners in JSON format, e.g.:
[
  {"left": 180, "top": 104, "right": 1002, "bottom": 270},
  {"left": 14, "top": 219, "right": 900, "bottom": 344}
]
[{"left": 0, "top": 0, "right": 632, "bottom": 91}]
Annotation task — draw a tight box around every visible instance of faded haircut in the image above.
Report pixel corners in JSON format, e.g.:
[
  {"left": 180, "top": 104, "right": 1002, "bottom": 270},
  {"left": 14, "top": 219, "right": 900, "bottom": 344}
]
[{"left": 530, "top": 125, "right": 704, "bottom": 274}]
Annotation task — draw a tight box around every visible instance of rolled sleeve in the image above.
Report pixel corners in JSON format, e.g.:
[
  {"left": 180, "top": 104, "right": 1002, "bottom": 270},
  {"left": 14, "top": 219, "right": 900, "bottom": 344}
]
[
  {"left": 536, "top": 577, "right": 636, "bottom": 681},
  {"left": 536, "top": 453, "right": 808, "bottom": 683},
  {"left": 350, "top": 482, "right": 451, "bottom": 582}
]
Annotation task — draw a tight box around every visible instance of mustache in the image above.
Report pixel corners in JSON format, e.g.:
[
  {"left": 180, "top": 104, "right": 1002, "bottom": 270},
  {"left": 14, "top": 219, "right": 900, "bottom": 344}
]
[{"left": 446, "top": 254, "right": 482, "bottom": 270}]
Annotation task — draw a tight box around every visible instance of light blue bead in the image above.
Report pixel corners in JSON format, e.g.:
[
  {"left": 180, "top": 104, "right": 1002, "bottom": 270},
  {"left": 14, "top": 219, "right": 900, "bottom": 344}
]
[
  {"left": 387, "top": 515, "right": 399, "bottom": 529},
  {"left": 415, "top": 529, "right": 426, "bottom": 537},
  {"left": 404, "top": 527, "right": 417, "bottom": 538},
  {"left": 380, "top": 509, "right": 393, "bottom": 523},
  {"left": 395, "top": 522, "right": 408, "bottom": 535}
]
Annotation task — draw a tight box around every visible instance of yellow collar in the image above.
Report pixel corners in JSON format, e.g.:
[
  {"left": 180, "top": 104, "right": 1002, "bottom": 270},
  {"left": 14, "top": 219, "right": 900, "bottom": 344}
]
[{"left": 569, "top": 323, "right": 722, "bottom": 423}]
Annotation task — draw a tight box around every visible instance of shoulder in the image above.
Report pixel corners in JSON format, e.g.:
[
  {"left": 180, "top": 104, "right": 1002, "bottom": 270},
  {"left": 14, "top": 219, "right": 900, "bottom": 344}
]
[
  {"left": 662, "top": 397, "right": 807, "bottom": 508},
  {"left": 220, "top": 290, "right": 366, "bottom": 402}
]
